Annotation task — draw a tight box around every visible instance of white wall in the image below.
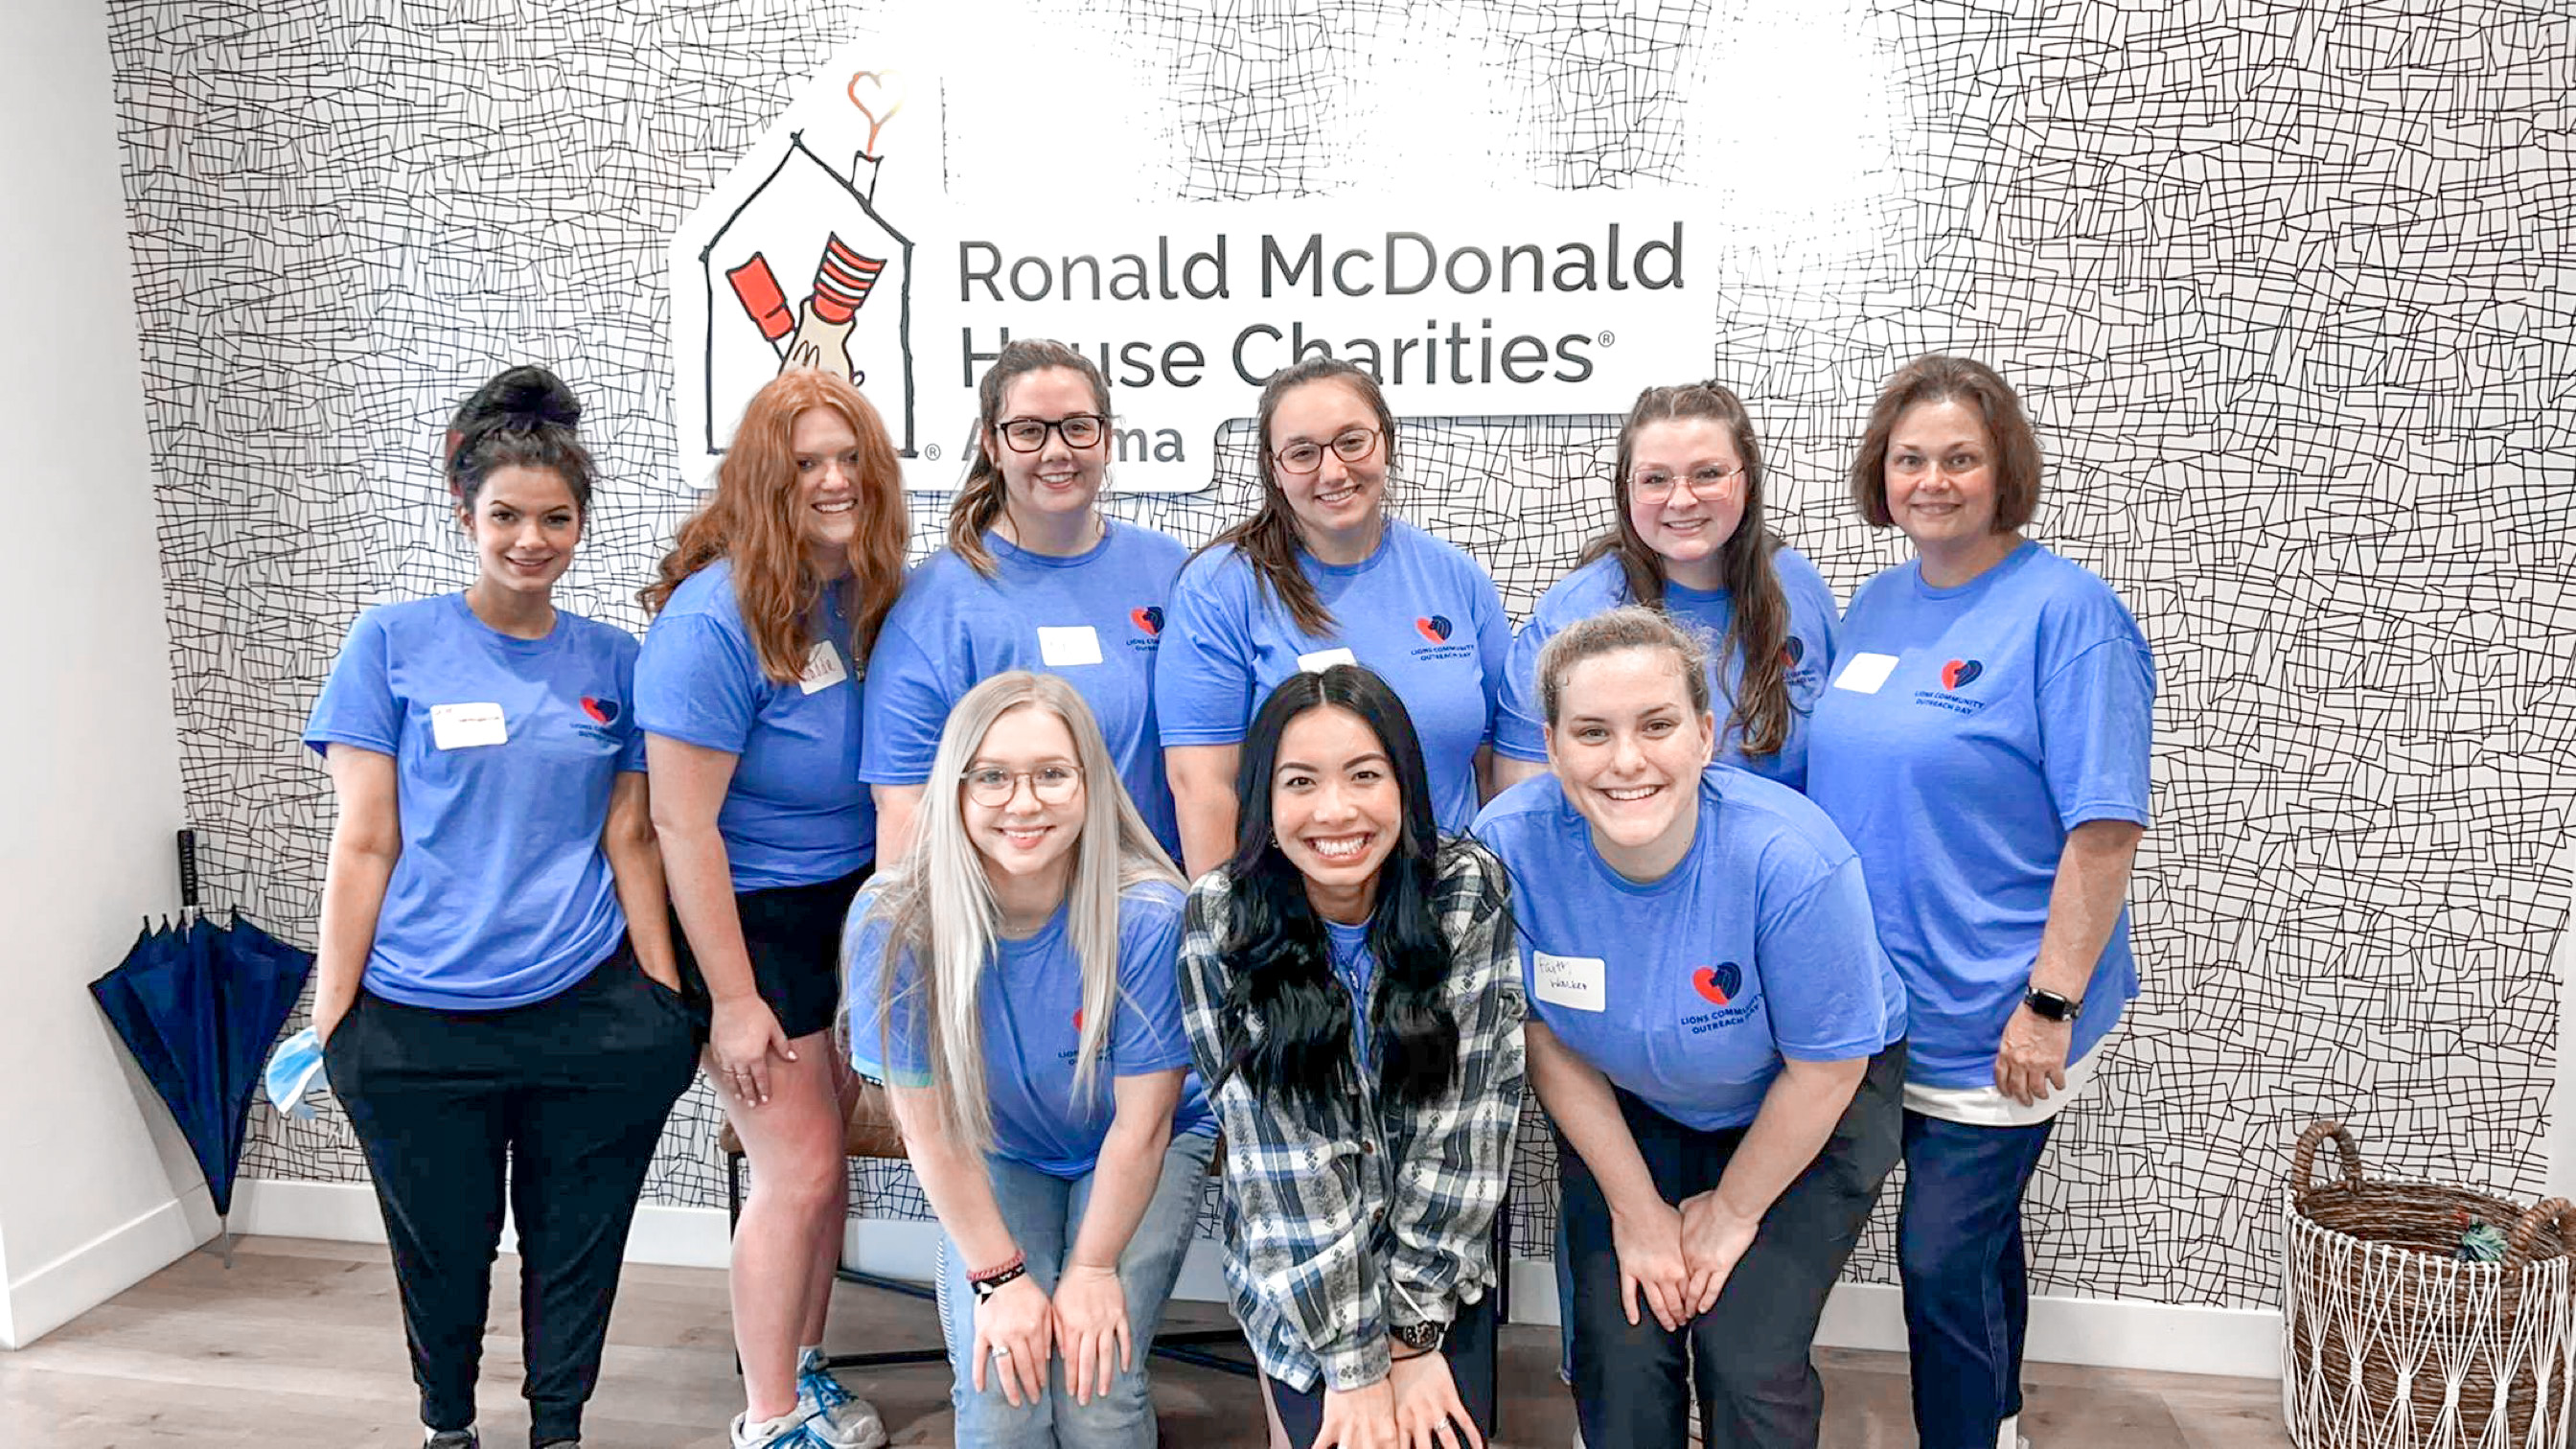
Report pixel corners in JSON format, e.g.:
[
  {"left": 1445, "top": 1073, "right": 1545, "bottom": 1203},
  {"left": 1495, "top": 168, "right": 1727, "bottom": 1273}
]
[{"left": 0, "top": 0, "right": 202, "bottom": 1348}]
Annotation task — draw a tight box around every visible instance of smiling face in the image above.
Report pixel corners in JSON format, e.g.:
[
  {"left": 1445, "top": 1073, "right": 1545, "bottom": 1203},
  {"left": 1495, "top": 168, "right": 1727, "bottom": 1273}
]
[
  {"left": 1883, "top": 397, "right": 2001, "bottom": 552},
  {"left": 789, "top": 404, "right": 863, "bottom": 570},
  {"left": 962, "top": 702, "right": 1087, "bottom": 894},
  {"left": 1267, "top": 378, "right": 1387, "bottom": 552},
  {"left": 1270, "top": 703, "right": 1404, "bottom": 922},
  {"left": 986, "top": 366, "right": 1108, "bottom": 531},
  {"left": 460, "top": 464, "right": 581, "bottom": 599},
  {"left": 1624, "top": 417, "right": 1747, "bottom": 589},
  {"left": 1545, "top": 645, "right": 1714, "bottom": 880}
]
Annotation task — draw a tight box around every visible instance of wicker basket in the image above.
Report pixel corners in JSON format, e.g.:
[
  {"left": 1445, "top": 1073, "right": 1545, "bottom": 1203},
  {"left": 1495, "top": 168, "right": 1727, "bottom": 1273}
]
[{"left": 2282, "top": 1121, "right": 2576, "bottom": 1449}]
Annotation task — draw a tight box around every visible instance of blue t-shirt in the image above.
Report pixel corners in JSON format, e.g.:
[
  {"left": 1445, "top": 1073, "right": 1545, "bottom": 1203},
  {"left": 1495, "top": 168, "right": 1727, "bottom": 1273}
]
[
  {"left": 1494, "top": 546, "right": 1841, "bottom": 790},
  {"left": 1806, "top": 540, "right": 2155, "bottom": 1089},
  {"left": 634, "top": 560, "right": 875, "bottom": 890},
  {"left": 1155, "top": 521, "right": 1507, "bottom": 832},
  {"left": 1323, "top": 918, "right": 1378, "bottom": 1074},
  {"left": 1474, "top": 770, "right": 1904, "bottom": 1130},
  {"left": 848, "top": 878, "right": 1215, "bottom": 1177},
  {"left": 861, "top": 523, "right": 1186, "bottom": 859},
  {"left": 304, "top": 594, "right": 642, "bottom": 1010}
]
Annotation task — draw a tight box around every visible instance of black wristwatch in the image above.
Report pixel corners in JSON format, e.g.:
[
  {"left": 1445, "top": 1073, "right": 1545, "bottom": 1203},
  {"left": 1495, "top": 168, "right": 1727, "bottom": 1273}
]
[
  {"left": 1391, "top": 1321, "right": 1445, "bottom": 1356},
  {"left": 2021, "top": 986, "right": 2082, "bottom": 1023}
]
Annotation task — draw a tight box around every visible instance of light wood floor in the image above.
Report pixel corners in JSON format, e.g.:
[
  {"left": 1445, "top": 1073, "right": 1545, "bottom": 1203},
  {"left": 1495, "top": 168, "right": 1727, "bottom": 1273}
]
[{"left": 0, "top": 1236, "right": 2286, "bottom": 1448}]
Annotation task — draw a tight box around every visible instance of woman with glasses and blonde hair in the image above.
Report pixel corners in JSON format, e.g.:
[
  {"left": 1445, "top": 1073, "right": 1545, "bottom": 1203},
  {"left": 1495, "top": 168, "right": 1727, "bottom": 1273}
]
[
  {"left": 636, "top": 369, "right": 908, "bottom": 1449},
  {"left": 1493, "top": 380, "right": 1839, "bottom": 794},
  {"left": 863, "top": 338, "right": 1190, "bottom": 864},
  {"left": 846, "top": 671, "right": 1214, "bottom": 1449},
  {"left": 1157, "top": 356, "right": 1508, "bottom": 878},
  {"left": 1806, "top": 355, "right": 2154, "bottom": 1449}
]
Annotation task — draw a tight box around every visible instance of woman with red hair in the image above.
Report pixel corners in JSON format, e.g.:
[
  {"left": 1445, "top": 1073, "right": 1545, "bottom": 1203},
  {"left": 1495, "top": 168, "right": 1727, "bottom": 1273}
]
[{"left": 636, "top": 370, "right": 909, "bottom": 1449}]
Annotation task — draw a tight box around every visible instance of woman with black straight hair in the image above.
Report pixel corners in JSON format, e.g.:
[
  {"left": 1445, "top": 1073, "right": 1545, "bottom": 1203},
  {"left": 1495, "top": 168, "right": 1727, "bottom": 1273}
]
[{"left": 1176, "top": 664, "right": 1526, "bottom": 1449}]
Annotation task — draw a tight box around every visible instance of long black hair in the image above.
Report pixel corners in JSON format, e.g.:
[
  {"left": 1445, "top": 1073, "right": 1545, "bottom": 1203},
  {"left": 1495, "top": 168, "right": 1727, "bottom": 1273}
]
[{"left": 1213, "top": 664, "right": 1462, "bottom": 1116}]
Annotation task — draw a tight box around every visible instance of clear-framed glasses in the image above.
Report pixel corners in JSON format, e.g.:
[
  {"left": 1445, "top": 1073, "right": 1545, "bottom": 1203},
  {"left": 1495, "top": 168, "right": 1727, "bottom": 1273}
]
[
  {"left": 1629, "top": 463, "right": 1744, "bottom": 504},
  {"left": 962, "top": 763, "right": 1085, "bottom": 806},
  {"left": 998, "top": 414, "right": 1108, "bottom": 452},
  {"left": 1272, "top": 426, "right": 1382, "bottom": 476}
]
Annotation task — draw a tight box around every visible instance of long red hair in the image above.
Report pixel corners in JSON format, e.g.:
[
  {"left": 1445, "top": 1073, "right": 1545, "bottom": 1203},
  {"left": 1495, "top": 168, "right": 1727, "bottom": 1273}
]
[{"left": 642, "top": 371, "right": 908, "bottom": 682}]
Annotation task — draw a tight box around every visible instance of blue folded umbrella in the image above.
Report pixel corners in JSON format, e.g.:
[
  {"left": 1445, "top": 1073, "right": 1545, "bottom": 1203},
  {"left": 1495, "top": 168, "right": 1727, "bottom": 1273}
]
[{"left": 91, "top": 909, "right": 314, "bottom": 1218}]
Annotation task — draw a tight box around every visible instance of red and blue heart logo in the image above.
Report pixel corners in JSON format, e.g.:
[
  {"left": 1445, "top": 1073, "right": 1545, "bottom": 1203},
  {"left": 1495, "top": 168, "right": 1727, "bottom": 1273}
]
[
  {"left": 580, "top": 697, "right": 620, "bottom": 724},
  {"left": 1130, "top": 606, "right": 1162, "bottom": 636},
  {"left": 1414, "top": 615, "right": 1454, "bottom": 643},
  {"left": 1691, "top": 962, "right": 1742, "bottom": 1006},
  {"left": 1941, "top": 659, "right": 1984, "bottom": 691},
  {"left": 1781, "top": 637, "right": 1806, "bottom": 667}
]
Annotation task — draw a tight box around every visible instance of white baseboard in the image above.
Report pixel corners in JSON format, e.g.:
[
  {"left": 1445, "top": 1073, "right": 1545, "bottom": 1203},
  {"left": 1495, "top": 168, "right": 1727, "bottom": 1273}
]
[
  {"left": 229, "top": 1179, "right": 2279, "bottom": 1377},
  {"left": 229, "top": 1178, "right": 1234, "bottom": 1300},
  {"left": 1506, "top": 1258, "right": 2278, "bottom": 1380},
  {"left": 3, "top": 1185, "right": 220, "bottom": 1348}
]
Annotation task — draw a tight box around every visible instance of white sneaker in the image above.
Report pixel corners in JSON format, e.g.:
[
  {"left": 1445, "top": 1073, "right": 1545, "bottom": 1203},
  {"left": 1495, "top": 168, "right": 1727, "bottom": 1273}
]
[
  {"left": 794, "top": 1349, "right": 887, "bottom": 1449},
  {"left": 729, "top": 1409, "right": 835, "bottom": 1449}
]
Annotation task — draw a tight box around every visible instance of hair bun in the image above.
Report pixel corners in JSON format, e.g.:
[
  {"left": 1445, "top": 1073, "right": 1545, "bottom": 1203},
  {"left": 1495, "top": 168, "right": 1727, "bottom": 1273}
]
[{"left": 483, "top": 364, "right": 580, "bottom": 429}]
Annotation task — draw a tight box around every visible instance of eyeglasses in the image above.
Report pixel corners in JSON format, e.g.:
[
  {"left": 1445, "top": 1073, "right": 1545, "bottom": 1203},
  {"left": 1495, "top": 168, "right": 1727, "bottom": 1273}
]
[
  {"left": 1272, "top": 426, "right": 1382, "bottom": 476},
  {"left": 997, "top": 414, "right": 1107, "bottom": 452},
  {"left": 962, "top": 763, "right": 1084, "bottom": 806},
  {"left": 1630, "top": 464, "right": 1744, "bottom": 504}
]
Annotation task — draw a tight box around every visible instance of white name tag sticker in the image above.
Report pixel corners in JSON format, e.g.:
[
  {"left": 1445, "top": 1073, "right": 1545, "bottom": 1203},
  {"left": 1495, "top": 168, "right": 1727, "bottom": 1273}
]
[
  {"left": 428, "top": 702, "right": 507, "bottom": 750},
  {"left": 1038, "top": 625, "right": 1104, "bottom": 667},
  {"left": 1532, "top": 952, "right": 1606, "bottom": 1012},
  {"left": 1831, "top": 652, "right": 1901, "bottom": 695},
  {"left": 1297, "top": 647, "right": 1358, "bottom": 674},
  {"left": 799, "top": 638, "right": 849, "bottom": 695}
]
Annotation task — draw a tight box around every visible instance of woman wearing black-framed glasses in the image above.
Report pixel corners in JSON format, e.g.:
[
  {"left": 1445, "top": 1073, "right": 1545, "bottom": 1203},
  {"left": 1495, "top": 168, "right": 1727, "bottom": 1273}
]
[
  {"left": 1156, "top": 356, "right": 1509, "bottom": 880},
  {"left": 862, "top": 338, "right": 1193, "bottom": 869}
]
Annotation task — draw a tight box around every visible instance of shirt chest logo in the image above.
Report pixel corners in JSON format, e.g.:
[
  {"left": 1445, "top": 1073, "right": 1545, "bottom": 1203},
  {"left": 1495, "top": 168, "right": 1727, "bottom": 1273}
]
[
  {"left": 1409, "top": 610, "right": 1472, "bottom": 663},
  {"left": 1683, "top": 961, "right": 1760, "bottom": 1032},
  {"left": 573, "top": 696, "right": 624, "bottom": 742},
  {"left": 1913, "top": 656, "right": 1991, "bottom": 716}
]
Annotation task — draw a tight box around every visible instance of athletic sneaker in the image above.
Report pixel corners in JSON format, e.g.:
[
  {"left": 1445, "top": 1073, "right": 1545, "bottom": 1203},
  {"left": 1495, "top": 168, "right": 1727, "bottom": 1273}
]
[
  {"left": 426, "top": 1431, "right": 478, "bottom": 1449},
  {"left": 729, "top": 1409, "right": 838, "bottom": 1449},
  {"left": 794, "top": 1348, "right": 887, "bottom": 1449}
]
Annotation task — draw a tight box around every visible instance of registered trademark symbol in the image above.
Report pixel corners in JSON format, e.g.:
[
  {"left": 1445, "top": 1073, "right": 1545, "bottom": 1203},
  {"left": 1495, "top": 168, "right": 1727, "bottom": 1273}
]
[
  {"left": 1598, "top": 331, "right": 1615, "bottom": 347},
  {"left": 924, "top": 443, "right": 942, "bottom": 460}
]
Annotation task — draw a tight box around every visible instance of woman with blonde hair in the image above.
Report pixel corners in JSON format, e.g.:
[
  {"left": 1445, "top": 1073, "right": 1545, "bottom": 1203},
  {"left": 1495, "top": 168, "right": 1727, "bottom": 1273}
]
[
  {"left": 847, "top": 671, "right": 1214, "bottom": 1449},
  {"left": 635, "top": 369, "right": 908, "bottom": 1449}
]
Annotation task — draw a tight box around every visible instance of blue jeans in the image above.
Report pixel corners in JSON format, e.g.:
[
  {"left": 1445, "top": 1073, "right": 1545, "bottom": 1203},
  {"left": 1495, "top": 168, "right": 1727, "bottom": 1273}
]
[
  {"left": 934, "top": 1130, "right": 1216, "bottom": 1449},
  {"left": 1897, "top": 1111, "right": 2058, "bottom": 1449}
]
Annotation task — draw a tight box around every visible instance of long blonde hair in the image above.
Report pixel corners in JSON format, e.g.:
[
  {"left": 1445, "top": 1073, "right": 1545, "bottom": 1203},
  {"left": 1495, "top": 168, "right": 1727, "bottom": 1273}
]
[{"left": 856, "top": 672, "right": 1182, "bottom": 1153}]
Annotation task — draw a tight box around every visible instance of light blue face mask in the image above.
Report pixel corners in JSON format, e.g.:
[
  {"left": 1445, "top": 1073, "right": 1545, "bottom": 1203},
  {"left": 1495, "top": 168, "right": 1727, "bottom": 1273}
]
[{"left": 264, "top": 1026, "right": 332, "bottom": 1120}]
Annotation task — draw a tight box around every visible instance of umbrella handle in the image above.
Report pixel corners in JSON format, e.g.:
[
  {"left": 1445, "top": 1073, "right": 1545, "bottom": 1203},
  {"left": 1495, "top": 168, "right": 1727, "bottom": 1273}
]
[{"left": 176, "top": 828, "right": 201, "bottom": 912}]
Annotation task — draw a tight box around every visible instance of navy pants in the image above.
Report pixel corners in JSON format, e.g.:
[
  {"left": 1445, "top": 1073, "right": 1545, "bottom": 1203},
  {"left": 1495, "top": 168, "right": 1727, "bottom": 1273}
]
[
  {"left": 1559, "top": 1044, "right": 1905, "bottom": 1449},
  {"left": 327, "top": 942, "right": 699, "bottom": 1445},
  {"left": 1897, "top": 1111, "right": 2058, "bottom": 1449}
]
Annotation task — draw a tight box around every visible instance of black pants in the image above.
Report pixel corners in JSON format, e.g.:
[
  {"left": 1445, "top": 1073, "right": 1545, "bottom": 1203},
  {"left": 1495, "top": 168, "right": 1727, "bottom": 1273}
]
[
  {"left": 1558, "top": 1042, "right": 1906, "bottom": 1449},
  {"left": 326, "top": 941, "right": 699, "bottom": 1445},
  {"left": 1268, "top": 1293, "right": 1498, "bottom": 1449}
]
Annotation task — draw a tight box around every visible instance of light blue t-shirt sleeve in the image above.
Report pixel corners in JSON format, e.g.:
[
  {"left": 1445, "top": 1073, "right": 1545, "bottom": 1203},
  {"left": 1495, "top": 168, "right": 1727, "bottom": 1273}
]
[
  {"left": 1154, "top": 557, "right": 1257, "bottom": 748},
  {"left": 633, "top": 612, "right": 760, "bottom": 755},
  {"left": 856, "top": 620, "right": 954, "bottom": 786},
  {"left": 1493, "top": 616, "right": 1552, "bottom": 762},
  {"left": 844, "top": 902, "right": 934, "bottom": 1087},
  {"left": 2037, "top": 636, "right": 2155, "bottom": 830},
  {"left": 1754, "top": 854, "right": 1891, "bottom": 1062},
  {"left": 1468, "top": 565, "right": 1509, "bottom": 748},
  {"left": 305, "top": 611, "right": 401, "bottom": 757},
  {"left": 1111, "top": 896, "right": 1194, "bottom": 1076}
]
